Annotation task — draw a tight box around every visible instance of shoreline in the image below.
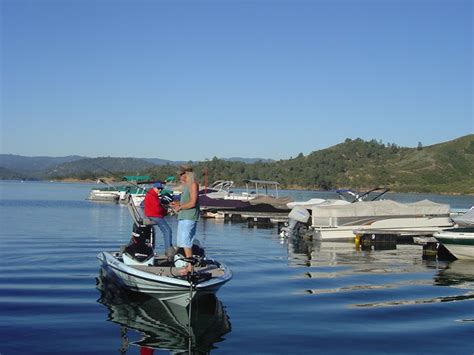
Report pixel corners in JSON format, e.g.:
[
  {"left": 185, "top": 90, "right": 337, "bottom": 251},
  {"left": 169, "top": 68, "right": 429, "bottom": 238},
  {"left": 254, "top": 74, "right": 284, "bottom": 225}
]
[{"left": 3, "top": 178, "right": 472, "bottom": 196}]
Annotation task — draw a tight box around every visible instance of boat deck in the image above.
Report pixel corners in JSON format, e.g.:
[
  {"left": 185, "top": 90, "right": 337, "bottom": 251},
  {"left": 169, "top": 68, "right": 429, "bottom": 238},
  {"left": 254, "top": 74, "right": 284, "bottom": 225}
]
[
  {"left": 204, "top": 210, "right": 289, "bottom": 224},
  {"left": 131, "top": 264, "right": 225, "bottom": 278}
]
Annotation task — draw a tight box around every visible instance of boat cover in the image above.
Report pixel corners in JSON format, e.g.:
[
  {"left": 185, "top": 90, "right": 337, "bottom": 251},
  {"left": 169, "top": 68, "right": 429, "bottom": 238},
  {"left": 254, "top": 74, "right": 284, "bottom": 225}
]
[
  {"left": 310, "top": 199, "right": 450, "bottom": 217},
  {"left": 453, "top": 207, "right": 474, "bottom": 226},
  {"left": 249, "top": 195, "right": 294, "bottom": 209}
]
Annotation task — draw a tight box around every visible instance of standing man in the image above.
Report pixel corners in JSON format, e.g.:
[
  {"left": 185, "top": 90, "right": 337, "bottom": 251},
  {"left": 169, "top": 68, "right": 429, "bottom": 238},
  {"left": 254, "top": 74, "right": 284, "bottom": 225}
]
[
  {"left": 173, "top": 165, "right": 200, "bottom": 275},
  {"left": 144, "top": 182, "right": 173, "bottom": 254}
]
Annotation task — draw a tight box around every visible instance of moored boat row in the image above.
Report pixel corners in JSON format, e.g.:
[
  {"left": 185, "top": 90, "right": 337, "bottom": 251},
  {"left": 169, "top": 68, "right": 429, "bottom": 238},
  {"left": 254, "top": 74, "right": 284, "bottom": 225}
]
[
  {"left": 92, "top": 175, "right": 473, "bottom": 262},
  {"left": 88, "top": 176, "right": 152, "bottom": 206}
]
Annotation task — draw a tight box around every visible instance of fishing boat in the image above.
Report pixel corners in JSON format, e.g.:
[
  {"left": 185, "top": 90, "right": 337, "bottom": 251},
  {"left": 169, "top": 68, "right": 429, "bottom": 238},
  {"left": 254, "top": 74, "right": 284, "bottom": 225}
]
[
  {"left": 97, "top": 196, "right": 232, "bottom": 305},
  {"left": 97, "top": 249, "right": 232, "bottom": 306},
  {"left": 434, "top": 227, "right": 474, "bottom": 260}
]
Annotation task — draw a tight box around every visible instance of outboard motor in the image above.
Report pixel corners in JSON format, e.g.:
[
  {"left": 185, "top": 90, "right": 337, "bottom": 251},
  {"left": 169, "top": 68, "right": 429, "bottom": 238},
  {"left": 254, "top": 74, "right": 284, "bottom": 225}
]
[
  {"left": 123, "top": 224, "right": 155, "bottom": 266},
  {"left": 283, "top": 206, "right": 310, "bottom": 237}
]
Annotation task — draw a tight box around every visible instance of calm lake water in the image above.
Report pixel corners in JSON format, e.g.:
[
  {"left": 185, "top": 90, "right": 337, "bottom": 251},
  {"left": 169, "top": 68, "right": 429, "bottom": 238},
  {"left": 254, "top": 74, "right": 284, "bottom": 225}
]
[{"left": 0, "top": 181, "right": 473, "bottom": 354}]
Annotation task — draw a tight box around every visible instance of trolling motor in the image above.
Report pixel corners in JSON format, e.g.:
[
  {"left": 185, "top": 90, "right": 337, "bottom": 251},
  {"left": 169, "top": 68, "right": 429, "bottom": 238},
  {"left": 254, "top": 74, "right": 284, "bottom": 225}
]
[
  {"left": 122, "top": 223, "right": 155, "bottom": 266},
  {"left": 173, "top": 243, "right": 212, "bottom": 287},
  {"left": 173, "top": 242, "right": 206, "bottom": 268}
]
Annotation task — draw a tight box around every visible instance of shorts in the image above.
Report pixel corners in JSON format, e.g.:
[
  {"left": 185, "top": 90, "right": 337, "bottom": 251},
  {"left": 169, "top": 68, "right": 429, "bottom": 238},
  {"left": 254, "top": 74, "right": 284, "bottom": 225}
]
[{"left": 177, "top": 219, "right": 197, "bottom": 248}]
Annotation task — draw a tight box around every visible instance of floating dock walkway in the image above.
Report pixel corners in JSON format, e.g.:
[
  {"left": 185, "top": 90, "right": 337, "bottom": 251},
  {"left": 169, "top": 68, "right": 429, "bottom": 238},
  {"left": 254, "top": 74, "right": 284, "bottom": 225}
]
[{"left": 204, "top": 210, "right": 289, "bottom": 227}]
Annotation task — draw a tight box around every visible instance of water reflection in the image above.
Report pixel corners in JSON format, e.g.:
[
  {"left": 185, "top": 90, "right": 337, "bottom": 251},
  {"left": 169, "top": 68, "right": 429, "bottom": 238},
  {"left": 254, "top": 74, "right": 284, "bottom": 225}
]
[
  {"left": 286, "top": 236, "right": 367, "bottom": 267},
  {"left": 96, "top": 269, "right": 231, "bottom": 354},
  {"left": 286, "top": 235, "right": 428, "bottom": 271},
  {"left": 285, "top": 236, "right": 474, "bottom": 311},
  {"left": 434, "top": 260, "right": 474, "bottom": 287},
  {"left": 352, "top": 291, "right": 474, "bottom": 308}
]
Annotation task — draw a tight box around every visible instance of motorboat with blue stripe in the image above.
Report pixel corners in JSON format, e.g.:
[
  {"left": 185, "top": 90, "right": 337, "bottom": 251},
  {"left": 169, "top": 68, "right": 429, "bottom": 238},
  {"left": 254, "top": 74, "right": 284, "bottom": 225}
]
[{"left": 97, "top": 195, "right": 232, "bottom": 305}]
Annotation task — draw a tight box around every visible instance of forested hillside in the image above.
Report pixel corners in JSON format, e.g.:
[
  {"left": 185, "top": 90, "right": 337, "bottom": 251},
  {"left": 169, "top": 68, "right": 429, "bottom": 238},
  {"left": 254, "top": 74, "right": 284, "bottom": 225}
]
[
  {"left": 141, "top": 135, "right": 473, "bottom": 194},
  {"left": 48, "top": 157, "right": 156, "bottom": 179},
  {"left": 1, "top": 135, "right": 473, "bottom": 194}
]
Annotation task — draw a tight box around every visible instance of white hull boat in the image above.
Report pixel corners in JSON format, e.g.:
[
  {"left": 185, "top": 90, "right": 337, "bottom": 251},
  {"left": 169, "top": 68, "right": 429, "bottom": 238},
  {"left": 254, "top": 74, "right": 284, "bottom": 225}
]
[
  {"left": 284, "top": 187, "right": 392, "bottom": 237},
  {"left": 200, "top": 179, "right": 294, "bottom": 214},
  {"left": 287, "top": 187, "right": 391, "bottom": 210},
  {"left": 310, "top": 199, "right": 454, "bottom": 241},
  {"left": 97, "top": 195, "right": 232, "bottom": 306},
  {"left": 97, "top": 250, "right": 232, "bottom": 306},
  {"left": 88, "top": 189, "right": 120, "bottom": 202},
  {"left": 287, "top": 198, "right": 349, "bottom": 209},
  {"left": 452, "top": 206, "right": 474, "bottom": 227},
  {"left": 434, "top": 227, "right": 474, "bottom": 260}
]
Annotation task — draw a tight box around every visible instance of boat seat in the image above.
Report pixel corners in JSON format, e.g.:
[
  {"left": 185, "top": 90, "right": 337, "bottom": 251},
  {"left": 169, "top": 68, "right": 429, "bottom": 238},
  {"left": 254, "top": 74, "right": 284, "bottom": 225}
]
[{"left": 123, "top": 242, "right": 154, "bottom": 264}]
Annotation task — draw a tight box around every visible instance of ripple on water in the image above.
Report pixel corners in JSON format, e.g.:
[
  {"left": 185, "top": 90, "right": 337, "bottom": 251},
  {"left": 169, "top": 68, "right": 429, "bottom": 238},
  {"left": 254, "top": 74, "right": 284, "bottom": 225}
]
[{"left": 1, "top": 183, "right": 474, "bottom": 354}]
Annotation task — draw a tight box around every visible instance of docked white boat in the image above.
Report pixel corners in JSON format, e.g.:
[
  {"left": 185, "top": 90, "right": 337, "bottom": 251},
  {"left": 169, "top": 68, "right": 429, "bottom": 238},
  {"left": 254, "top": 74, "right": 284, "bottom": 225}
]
[
  {"left": 88, "top": 176, "right": 165, "bottom": 206},
  {"left": 287, "top": 187, "right": 390, "bottom": 210},
  {"left": 287, "top": 198, "right": 349, "bottom": 209},
  {"left": 201, "top": 180, "right": 243, "bottom": 199},
  {"left": 452, "top": 206, "right": 474, "bottom": 227},
  {"left": 200, "top": 179, "right": 293, "bottom": 214},
  {"left": 434, "top": 227, "right": 474, "bottom": 260},
  {"left": 88, "top": 188, "right": 120, "bottom": 202},
  {"left": 310, "top": 199, "right": 454, "bottom": 241},
  {"left": 88, "top": 179, "right": 148, "bottom": 206}
]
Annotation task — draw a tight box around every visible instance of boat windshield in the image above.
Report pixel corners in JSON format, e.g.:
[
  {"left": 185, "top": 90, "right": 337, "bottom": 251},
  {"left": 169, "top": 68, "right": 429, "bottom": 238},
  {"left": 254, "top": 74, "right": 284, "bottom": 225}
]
[{"left": 243, "top": 179, "right": 280, "bottom": 197}]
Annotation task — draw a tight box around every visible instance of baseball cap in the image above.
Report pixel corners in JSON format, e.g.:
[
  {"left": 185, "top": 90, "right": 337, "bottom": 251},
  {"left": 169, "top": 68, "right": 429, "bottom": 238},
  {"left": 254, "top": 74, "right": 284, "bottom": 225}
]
[{"left": 153, "top": 182, "right": 165, "bottom": 189}]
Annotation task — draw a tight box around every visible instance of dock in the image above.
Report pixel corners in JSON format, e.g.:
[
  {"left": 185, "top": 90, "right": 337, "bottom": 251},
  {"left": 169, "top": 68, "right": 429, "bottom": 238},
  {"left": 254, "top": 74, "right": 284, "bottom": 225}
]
[
  {"left": 203, "top": 210, "right": 289, "bottom": 227},
  {"left": 202, "top": 209, "right": 459, "bottom": 261}
]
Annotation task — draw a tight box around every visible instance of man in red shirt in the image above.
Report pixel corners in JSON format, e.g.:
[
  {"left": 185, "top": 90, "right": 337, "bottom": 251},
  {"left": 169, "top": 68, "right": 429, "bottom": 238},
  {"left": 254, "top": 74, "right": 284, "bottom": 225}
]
[{"left": 144, "top": 182, "right": 173, "bottom": 254}]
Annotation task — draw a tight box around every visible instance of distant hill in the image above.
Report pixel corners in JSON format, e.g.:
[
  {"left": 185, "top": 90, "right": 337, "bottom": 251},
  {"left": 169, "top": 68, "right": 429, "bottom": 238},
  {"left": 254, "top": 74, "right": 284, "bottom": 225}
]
[
  {"left": 291, "top": 135, "right": 474, "bottom": 194},
  {"left": 46, "top": 157, "right": 157, "bottom": 179},
  {"left": 142, "top": 158, "right": 187, "bottom": 166},
  {"left": 1, "top": 135, "right": 473, "bottom": 194},
  {"left": 0, "top": 154, "right": 271, "bottom": 180},
  {"left": 0, "top": 166, "right": 29, "bottom": 180},
  {"left": 224, "top": 157, "right": 275, "bottom": 163},
  {"left": 144, "top": 135, "right": 474, "bottom": 194},
  {"left": 0, "top": 154, "right": 85, "bottom": 173}
]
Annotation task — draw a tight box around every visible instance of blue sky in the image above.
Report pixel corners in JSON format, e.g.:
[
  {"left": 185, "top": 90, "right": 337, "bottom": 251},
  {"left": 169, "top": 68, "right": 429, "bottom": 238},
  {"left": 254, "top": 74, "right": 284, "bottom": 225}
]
[{"left": 1, "top": 0, "right": 472, "bottom": 161}]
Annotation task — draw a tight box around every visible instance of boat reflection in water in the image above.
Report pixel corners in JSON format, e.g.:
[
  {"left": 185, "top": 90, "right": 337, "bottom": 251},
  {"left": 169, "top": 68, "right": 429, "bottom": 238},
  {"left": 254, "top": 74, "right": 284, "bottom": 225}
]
[
  {"left": 96, "top": 268, "right": 231, "bottom": 354},
  {"left": 284, "top": 235, "right": 474, "bottom": 308},
  {"left": 434, "top": 260, "right": 474, "bottom": 287}
]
